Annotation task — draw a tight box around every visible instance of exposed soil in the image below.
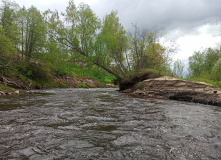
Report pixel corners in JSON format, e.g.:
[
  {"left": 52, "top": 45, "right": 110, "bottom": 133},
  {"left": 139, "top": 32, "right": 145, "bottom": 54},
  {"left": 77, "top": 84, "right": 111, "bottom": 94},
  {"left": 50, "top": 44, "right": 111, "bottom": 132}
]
[
  {"left": 0, "top": 74, "right": 116, "bottom": 96},
  {"left": 54, "top": 76, "right": 100, "bottom": 88},
  {"left": 119, "top": 71, "right": 155, "bottom": 90},
  {"left": 0, "top": 74, "right": 30, "bottom": 90},
  {"left": 121, "top": 76, "right": 221, "bottom": 107}
]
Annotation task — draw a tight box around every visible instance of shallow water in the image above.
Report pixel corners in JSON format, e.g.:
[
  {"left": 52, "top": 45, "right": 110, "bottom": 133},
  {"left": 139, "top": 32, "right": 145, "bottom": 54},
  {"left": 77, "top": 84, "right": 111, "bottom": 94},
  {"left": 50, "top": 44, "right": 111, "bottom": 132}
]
[{"left": 0, "top": 88, "right": 221, "bottom": 159}]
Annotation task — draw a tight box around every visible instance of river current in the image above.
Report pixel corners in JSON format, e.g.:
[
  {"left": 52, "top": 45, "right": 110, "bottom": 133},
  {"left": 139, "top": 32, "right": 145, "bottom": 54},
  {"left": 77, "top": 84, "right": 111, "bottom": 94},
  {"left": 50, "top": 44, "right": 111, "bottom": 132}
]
[{"left": 0, "top": 88, "right": 221, "bottom": 159}]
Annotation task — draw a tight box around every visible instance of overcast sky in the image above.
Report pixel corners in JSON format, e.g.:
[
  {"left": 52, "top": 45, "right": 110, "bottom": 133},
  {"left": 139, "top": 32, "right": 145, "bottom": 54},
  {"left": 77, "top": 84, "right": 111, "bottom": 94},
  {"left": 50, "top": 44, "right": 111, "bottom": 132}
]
[{"left": 14, "top": 0, "right": 221, "bottom": 61}]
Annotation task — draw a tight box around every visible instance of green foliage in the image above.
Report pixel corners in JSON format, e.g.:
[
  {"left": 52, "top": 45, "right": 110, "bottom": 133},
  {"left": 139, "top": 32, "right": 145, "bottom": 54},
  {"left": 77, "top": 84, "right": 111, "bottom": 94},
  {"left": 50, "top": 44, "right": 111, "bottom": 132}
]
[
  {"left": 0, "top": 83, "right": 16, "bottom": 92},
  {"left": 128, "top": 25, "right": 169, "bottom": 76},
  {"left": 188, "top": 51, "right": 206, "bottom": 77},
  {"left": 62, "top": 2, "right": 170, "bottom": 80},
  {"left": 0, "top": 26, "right": 16, "bottom": 57},
  {"left": 204, "top": 48, "right": 221, "bottom": 74},
  {"left": 64, "top": 1, "right": 100, "bottom": 56},
  {"left": 58, "top": 82, "right": 69, "bottom": 88},
  {"left": 99, "top": 11, "right": 128, "bottom": 76},
  {"left": 211, "top": 58, "right": 221, "bottom": 81},
  {"left": 73, "top": 83, "right": 91, "bottom": 88},
  {"left": 0, "top": 0, "right": 174, "bottom": 89},
  {"left": 70, "top": 63, "right": 115, "bottom": 83},
  {"left": 16, "top": 59, "right": 52, "bottom": 81},
  {"left": 188, "top": 47, "right": 221, "bottom": 83},
  {"left": 0, "top": 0, "right": 20, "bottom": 46},
  {"left": 22, "top": 6, "right": 46, "bottom": 58}
]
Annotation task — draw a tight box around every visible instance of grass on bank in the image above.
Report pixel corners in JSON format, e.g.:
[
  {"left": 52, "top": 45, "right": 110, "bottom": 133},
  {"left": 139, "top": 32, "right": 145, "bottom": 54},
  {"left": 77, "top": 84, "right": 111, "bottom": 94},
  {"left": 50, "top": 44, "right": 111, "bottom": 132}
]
[
  {"left": 0, "top": 83, "right": 16, "bottom": 92},
  {"left": 184, "top": 77, "right": 221, "bottom": 88}
]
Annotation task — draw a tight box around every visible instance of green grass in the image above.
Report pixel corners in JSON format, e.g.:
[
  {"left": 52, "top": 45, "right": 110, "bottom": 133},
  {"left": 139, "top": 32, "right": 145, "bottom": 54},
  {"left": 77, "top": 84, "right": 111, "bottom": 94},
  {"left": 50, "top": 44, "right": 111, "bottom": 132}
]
[
  {"left": 185, "top": 77, "right": 221, "bottom": 88},
  {"left": 0, "top": 83, "right": 16, "bottom": 92},
  {"left": 69, "top": 63, "right": 115, "bottom": 84},
  {"left": 1, "top": 58, "right": 116, "bottom": 91},
  {"left": 73, "top": 83, "right": 93, "bottom": 88},
  {"left": 57, "top": 82, "right": 69, "bottom": 88}
]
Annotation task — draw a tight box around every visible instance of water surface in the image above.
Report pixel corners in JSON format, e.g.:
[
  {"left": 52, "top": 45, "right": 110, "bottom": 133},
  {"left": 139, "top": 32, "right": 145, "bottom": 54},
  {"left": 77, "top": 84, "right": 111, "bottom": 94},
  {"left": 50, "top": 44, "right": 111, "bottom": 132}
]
[{"left": 0, "top": 88, "right": 221, "bottom": 159}]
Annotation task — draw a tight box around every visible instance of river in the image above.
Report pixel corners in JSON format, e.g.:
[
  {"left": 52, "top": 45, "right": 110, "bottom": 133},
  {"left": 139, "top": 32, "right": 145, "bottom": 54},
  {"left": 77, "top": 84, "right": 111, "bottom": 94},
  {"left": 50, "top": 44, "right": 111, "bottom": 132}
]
[{"left": 0, "top": 88, "right": 221, "bottom": 159}]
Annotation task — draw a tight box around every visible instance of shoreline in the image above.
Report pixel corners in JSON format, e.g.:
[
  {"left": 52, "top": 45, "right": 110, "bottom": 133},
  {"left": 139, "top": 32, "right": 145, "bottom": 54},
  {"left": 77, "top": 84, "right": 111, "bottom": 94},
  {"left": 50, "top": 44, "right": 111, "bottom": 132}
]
[
  {"left": 121, "top": 76, "right": 221, "bottom": 107},
  {"left": 1, "top": 76, "right": 221, "bottom": 107},
  {"left": 0, "top": 75, "right": 117, "bottom": 96}
]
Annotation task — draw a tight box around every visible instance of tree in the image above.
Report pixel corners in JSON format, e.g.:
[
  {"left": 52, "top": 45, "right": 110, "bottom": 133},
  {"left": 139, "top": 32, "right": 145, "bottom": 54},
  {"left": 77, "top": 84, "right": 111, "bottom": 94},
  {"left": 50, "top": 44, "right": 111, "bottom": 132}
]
[
  {"left": 204, "top": 48, "right": 221, "bottom": 74},
  {"left": 128, "top": 25, "right": 149, "bottom": 71},
  {"left": 59, "top": 1, "right": 124, "bottom": 80},
  {"left": 188, "top": 47, "right": 221, "bottom": 79},
  {"left": 128, "top": 25, "right": 168, "bottom": 74},
  {"left": 0, "top": 26, "right": 16, "bottom": 71},
  {"left": 23, "top": 6, "right": 46, "bottom": 59},
  {"left": 146, "top": 41, "right": 167, "bottom": 73},
  {"left": 0, "top": 26, "right": 16, "bottom": 57},
  {"left": 98, "top": 11, "right": 128, "bottom": 77},
  {"left": 16, "top": 0, "right": 172, "bottom": 82},
  {"left": 17, "top": 6, "right": 27, "bottom": 57},
  {"left": 43, "top": 9, "right": 69, "bottom": 75},
  {"left": 16, "top": 6, "right": 47, "bottom": 59},
  {"left": 63, "top": 1, "right": 100, "bottom": 56},
  {"left": 0, "top": 0, "right": 20, "bottom": 47},
  {"left": 188, "top": 51, "right": 205, "bottom": 77}
]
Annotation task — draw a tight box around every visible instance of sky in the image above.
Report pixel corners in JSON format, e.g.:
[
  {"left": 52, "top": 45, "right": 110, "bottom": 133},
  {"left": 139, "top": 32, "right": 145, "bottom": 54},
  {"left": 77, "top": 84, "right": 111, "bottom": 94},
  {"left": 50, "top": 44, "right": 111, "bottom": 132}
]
[{"left": 14, "top": 0, "right": 221, "bottom": 62}]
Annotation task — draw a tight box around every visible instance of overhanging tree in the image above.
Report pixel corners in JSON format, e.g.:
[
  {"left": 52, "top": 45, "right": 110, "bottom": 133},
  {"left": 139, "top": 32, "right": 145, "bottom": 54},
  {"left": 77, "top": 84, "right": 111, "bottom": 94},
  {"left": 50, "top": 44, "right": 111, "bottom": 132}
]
[
  {"left": 42, "top": 1, "right": 172, "bottom": 81},
  {"left": 57, "top": 1, "right": 124, "bottom": 80}
]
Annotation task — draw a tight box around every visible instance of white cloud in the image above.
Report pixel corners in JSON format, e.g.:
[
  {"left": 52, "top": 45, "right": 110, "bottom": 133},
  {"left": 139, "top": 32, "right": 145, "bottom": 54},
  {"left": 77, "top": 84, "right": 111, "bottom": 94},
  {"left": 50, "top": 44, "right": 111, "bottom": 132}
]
[
  {"left": 74, "top": 0, "right": 99, "bottom": 6},
  {"left": 14, "top": 0, "right": 99, "bottom": 12},
  {"left": 172, "top": 24, "right": 221, "bottom": 61}
]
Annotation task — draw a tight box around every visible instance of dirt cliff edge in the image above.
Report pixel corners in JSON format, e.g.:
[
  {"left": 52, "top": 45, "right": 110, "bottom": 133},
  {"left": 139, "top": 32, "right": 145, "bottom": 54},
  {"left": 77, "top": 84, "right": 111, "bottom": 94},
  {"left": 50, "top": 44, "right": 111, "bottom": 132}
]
[{"left": 122, "top": 76, "right": 221, "bottom": 106}]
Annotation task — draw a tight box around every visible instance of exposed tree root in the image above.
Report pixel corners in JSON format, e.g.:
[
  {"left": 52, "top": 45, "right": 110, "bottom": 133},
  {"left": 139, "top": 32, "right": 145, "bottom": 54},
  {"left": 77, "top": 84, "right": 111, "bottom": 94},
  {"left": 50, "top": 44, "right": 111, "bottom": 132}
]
[{"left": 0, "top": 74, "right": 29, "bottom": 90}]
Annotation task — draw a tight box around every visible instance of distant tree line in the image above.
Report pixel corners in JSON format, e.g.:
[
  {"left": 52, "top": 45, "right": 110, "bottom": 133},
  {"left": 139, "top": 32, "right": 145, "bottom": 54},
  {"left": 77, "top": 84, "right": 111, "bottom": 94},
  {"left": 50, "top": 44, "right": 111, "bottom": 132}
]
[
  {"left": 188, "top": 47, "right": 221, "bottom": 81},
  {"left": 172, "top": 46, "right": 221, "bottom": 82}
]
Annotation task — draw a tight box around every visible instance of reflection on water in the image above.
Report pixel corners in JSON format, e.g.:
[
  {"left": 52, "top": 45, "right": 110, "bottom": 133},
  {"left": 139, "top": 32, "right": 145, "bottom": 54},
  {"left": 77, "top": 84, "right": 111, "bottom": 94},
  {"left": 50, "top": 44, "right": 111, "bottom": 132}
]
[{"left": 0, "top": 88, "right": 221, "bottom": 159}]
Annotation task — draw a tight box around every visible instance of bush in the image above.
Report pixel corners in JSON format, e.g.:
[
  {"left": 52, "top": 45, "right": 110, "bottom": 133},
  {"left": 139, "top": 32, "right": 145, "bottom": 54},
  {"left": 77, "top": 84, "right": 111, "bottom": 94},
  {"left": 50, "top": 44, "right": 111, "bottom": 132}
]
[{"left": 16, "top": 59, "right": 52, "bottom": 81}]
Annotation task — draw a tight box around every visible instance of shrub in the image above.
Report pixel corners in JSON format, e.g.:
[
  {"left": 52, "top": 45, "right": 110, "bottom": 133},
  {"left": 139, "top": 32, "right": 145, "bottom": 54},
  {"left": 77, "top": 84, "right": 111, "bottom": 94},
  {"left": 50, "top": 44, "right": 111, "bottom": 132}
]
[{"left": 16, "top": 60, "right": 52, "bottom": 81}]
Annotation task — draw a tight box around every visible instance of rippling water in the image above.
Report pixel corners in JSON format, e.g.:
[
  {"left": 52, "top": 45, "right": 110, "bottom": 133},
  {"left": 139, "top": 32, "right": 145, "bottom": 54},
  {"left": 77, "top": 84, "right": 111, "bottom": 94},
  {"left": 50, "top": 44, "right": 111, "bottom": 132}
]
[{"left": 0, "top": 88, "right": 221, "bottom": 159}]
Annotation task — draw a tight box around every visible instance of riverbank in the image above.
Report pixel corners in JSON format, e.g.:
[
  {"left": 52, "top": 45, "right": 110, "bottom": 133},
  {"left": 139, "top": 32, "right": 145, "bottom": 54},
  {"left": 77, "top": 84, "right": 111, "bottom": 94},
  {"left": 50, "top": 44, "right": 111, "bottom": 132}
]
[
  {"left": 0, "top": 75, "right": 117, "bottom": 96},
  {"left": 2, "top": 73, "right": 221, "bottom": 107},
  {"left": 0, "top": 83, "right": 20, "bottom": 96},
  {"left": 121, "top": 76, "right": 221, "bottom": 107}
]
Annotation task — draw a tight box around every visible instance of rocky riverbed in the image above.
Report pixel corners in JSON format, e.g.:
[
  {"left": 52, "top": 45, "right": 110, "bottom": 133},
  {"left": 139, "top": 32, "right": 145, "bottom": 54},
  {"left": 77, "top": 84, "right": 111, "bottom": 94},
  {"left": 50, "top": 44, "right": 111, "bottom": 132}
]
[{"left": 122, "top": 76, "right": 221, "bottom": 107}]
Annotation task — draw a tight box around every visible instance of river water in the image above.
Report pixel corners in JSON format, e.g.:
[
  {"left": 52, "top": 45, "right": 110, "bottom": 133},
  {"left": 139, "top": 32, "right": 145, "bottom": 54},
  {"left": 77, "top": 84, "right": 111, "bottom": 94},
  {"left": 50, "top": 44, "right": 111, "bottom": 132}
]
[{"left": 0, "top": 88, "right": 221, "bottom": 160}]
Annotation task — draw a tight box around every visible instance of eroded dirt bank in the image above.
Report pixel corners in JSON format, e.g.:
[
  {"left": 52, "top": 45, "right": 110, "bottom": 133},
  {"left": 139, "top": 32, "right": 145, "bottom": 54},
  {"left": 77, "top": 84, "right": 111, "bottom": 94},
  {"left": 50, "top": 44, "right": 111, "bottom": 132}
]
[
  {"left": 0, "top": 75, "right": 112, "bottom": 96},
  {"left": 54, "top": 76, "right": 99, "bottom": 88},
  {"left": 121, "top": 76, "right": 221, "bottom": 107}
]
